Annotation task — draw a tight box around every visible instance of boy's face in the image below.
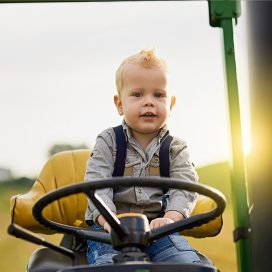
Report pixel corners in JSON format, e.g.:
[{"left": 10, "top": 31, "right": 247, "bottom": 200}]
[{"left": 114, "top": 64, "right": 176, "bottom": 138}]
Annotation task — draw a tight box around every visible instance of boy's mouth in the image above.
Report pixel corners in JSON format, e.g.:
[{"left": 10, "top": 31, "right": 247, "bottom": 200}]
[{"left": 140, "top": 112, "right": 157, "bottom": 117}]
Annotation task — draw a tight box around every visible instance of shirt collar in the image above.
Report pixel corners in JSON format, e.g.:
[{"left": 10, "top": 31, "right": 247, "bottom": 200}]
[{"left": 121, "top": 119, "right": 169, "bottom": 143}]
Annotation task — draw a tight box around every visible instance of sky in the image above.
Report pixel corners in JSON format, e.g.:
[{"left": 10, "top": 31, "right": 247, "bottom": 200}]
[{"left": 0, "top": 1, "right": 250, "bottom": 178}]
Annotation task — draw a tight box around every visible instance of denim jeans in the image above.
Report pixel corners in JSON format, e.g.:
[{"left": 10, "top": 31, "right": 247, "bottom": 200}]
[{"left": 87, "top": 224, "right": 202, "bottom": 265}]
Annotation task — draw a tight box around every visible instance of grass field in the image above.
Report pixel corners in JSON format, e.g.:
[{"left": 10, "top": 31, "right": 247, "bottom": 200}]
[
  {"left": 0, "top": 161, "right": 237, "bottom": 272},
  {"left": 0, "top": 182, "right": 63, "bottom": 271}
]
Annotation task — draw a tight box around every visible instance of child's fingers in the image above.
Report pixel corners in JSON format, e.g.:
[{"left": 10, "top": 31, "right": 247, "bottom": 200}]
[
  {"left": 150, "top": 218, "right": 173, "bottom": 229},
  {"left": 103, "top": 222, "right": 112, "bottom": 233}
]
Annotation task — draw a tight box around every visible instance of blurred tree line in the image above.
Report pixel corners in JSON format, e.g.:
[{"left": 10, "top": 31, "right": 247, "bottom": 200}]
[{"left": 48, "top": 143, "right": 88, "bottom": 157}]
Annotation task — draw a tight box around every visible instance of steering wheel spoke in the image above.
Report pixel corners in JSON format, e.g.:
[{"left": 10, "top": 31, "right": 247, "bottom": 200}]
[{"left": 86, "top": 190, "right": 128, "bottom": 239}]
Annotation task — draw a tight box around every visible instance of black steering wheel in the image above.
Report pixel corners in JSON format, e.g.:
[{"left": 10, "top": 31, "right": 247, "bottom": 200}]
[{"left": 32, "top": 177, "right": 226, "bottom": 272}]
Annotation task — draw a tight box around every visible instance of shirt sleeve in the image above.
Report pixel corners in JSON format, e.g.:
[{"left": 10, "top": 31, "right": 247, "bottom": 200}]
[
  {"left": 84, "top": 129, "right": 117, "bottom": 224},
  {"left": 165, "top": 137, "right": 198, "bottom": 218}
]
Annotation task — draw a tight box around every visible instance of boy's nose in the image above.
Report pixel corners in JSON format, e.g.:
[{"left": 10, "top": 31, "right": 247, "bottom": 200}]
[{"left": 143, "top": 95, "right": 155, "bottom": 107}]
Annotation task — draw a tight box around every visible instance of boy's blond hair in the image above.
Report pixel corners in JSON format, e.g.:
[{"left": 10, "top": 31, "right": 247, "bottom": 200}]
[{"left": 115, "top": 49, "right": 167, "bottom": 95}]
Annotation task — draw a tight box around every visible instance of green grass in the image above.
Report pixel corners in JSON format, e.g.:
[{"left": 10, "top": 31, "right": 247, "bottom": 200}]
[
  {"left": 0, "top": 181, "right": 62, "bottom": 271},
  {"left": 0, "top": 161, "right": 237, "bottom": 271}
]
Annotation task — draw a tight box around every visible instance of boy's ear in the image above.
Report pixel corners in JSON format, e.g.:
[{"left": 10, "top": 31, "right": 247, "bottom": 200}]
[
  {"left": 114, "top": 95, "right": 123, "bottom": 115},
  {"left": 170, "top": 96, "right": 176, "bottom": 111}
]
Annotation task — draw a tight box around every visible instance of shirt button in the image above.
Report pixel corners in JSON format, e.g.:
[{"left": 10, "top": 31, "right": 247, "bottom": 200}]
[
  {"left": 154, "top": 157, "right": 159, "bottom": 163},
  {"left": 138, "top": 188, "right": 142, "bottom": 193}
]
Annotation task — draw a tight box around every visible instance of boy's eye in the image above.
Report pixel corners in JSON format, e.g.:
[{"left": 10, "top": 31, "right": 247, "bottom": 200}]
[
  {"left": 154, "top": 92, "right": 166, "bottom": 98},
  {"left": 131, "top": 92, "right": 142, "bottom": 97}
]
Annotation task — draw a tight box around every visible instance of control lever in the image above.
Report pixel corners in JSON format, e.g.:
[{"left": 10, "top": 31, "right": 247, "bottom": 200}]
[{"left": 7, "top": 224, "right": 76, "bottom": 264}]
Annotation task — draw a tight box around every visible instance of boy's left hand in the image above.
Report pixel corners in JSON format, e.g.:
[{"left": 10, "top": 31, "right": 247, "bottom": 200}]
[
  {"left": 149, "top": 211, "right": 185, "bottom": 229},
  {"left": 149, "top": 217, "right": 174, "bottom": 229}
]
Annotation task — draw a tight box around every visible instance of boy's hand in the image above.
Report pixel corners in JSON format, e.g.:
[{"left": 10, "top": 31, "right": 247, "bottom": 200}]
[
  {"left": 103, "top": 221, "right": 112, "bottom": 233},
  {"left": 164, "top": 210, "right": 185, "bottom": 221},
  {"left": 97, "top": 214, "right": 116, "bottom": 233},
  {"left": 149, "top": 211, "right": 185, "bottom": 230},
  {"left": 149, "top": 217, "right": 174, "bottom": 229}
]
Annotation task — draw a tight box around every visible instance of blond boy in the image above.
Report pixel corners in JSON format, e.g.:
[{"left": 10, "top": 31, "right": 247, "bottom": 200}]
[{"left": 85, "top": 49, "right": 202, "bottom": 265}]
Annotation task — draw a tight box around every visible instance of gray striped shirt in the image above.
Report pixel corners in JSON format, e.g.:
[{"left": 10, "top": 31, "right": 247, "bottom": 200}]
[{"left": 85, "top": 122, "right": 198, "bottom": 224}]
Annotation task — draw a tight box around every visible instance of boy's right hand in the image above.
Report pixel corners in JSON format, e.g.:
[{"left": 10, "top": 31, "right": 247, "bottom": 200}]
[
  {"left": 103, "top": 221, "right": 112, "bottom": 233},
  {"left": 97, "top": 214, "right": 114, "bottom": 233}
]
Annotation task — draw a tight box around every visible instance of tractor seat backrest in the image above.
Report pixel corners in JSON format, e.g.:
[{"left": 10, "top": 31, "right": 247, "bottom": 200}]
[
  {"left": 10, "top": 149, "right": 222, "bottom": 237},
  {"left": 11, "top": 150, "right": 90, "bottom": 233}
]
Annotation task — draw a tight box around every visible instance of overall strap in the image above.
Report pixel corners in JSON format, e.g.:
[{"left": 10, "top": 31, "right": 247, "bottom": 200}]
[
  {"left": 159, "top": 133, "right": 173, "bottom": 178},
  {"left": 112, "top": 125, "right": 127, "bottom": 177},
  {"left": 159, "top": 133, "right": 173, "bottom": 194}
]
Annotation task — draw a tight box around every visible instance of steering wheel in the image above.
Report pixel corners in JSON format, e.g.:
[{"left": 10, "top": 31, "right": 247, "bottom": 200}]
[{"left": 32, "top": 177, "right": 226, "bottom": 272}]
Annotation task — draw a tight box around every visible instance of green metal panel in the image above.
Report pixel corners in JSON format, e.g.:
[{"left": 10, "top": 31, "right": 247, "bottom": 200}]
[
  {"left": 208, "top": 0, "right": 241, "bottom": 27},
  {"left": 208, "top": 1, "right": 252, "bottom": 272}
]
